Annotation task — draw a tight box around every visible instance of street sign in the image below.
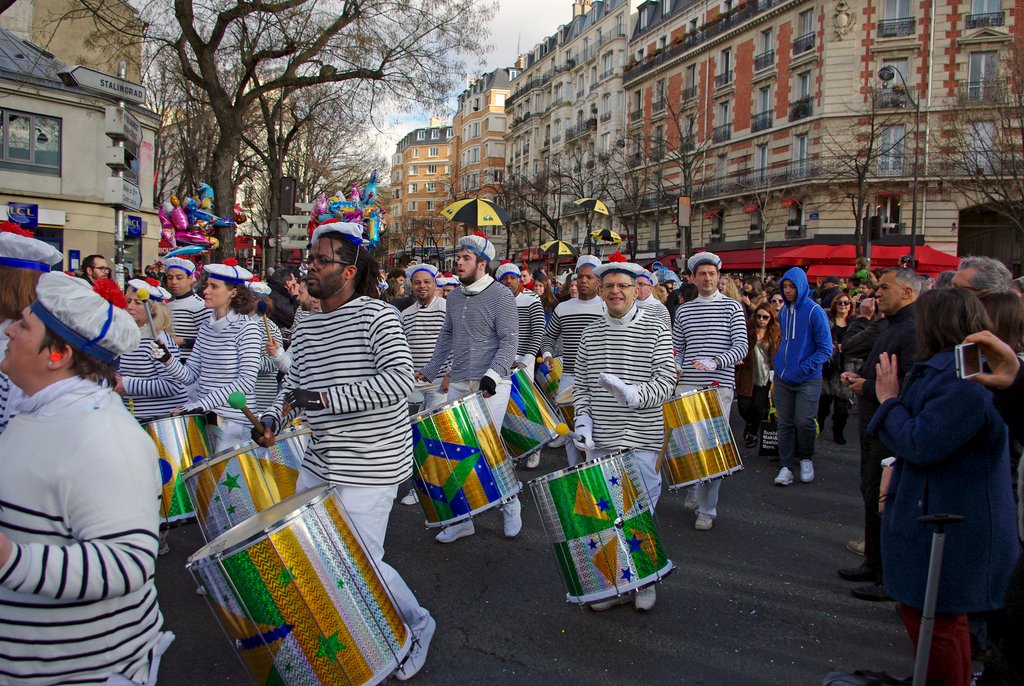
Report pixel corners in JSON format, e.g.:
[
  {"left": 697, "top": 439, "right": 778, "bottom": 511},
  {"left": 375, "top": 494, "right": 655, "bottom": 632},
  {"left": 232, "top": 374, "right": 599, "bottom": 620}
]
[
  {"left": 105, "top": 145, "right": 139, "bottom": 177},
  {"left": 105, "top": 106, "right": 143, "bottom": 146},
  {"left": 59, "top": 65, "right": 146, "bottom": 104},
  {"left": 126, "top": 215, "right": 143, "bottom": 238},
  {"left": 809, "top": 212, "right": 820, "bottom": 220},
  {"left": 105, "top": 177, "right": 142, "bottom": 211}
]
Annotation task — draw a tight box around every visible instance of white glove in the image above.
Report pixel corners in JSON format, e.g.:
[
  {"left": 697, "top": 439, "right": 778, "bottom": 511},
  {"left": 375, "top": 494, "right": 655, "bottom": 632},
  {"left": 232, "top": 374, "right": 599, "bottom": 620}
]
[
  {"left": 597, "top": 372, "right": 641, "bottom": 409},
  {"left": 694, "top": 357, "right": 719, "bottom": 371},
  {"left": 572, "top": 414, "right": 595, "bottom": 452}
]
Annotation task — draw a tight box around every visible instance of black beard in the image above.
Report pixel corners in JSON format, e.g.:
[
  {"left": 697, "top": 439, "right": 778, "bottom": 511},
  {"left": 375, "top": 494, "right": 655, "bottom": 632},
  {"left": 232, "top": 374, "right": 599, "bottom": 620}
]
[{"left": 307, "top": 274, "right": 344, "bottom": 300}]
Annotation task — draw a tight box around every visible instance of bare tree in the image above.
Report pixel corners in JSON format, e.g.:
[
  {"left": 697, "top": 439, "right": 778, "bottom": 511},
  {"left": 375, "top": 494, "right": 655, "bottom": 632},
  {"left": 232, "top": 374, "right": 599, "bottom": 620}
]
[{"left": 603, "top": 130, "right": 668, "bottom": 261}]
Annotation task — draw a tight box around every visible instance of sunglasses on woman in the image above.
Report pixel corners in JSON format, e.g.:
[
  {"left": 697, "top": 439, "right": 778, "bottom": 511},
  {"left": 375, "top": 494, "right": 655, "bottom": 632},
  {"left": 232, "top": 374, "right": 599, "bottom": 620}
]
[
  {"left": 836, "top": 300, "right": 852, "bottom": 306},
  {"left": 756, "top": 314, "right": 771, "bottom": 320},
  {"left": 770, "top": 298, "right": 783, "bottom": 304}
]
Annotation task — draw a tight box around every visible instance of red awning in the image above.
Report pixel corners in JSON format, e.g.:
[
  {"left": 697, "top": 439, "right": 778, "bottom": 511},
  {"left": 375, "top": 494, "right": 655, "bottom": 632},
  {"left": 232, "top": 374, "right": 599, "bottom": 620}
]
[
  {"left": 742, "top": 204, "right": 759, "bottom": 213},
  {"left": 781, "top": 198, "right": 800, "bottom": 207},
  {"left": 703, "top": 208, "right": 723, "bottom": 219},
  {"left": 777, "top": 244, "right": 958, "bottom": 270},
  {"left": 709, "top": 247, "right": 793, "bottom": 271}
]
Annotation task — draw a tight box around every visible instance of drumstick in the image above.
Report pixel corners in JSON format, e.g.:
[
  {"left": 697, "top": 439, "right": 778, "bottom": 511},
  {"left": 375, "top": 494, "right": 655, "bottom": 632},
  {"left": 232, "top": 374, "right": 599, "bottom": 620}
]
[
  {"left": 554, "top": 423, "right": 581, "bottom": 442},
  {"left": 228, "top": 391, "right": 265, "bottom": 434},
  {"left": 135, "top": 288, "right": 160, "bottom": 342},
  {"left": 256, "top": 300, "right": 273, "bottom": 341}
]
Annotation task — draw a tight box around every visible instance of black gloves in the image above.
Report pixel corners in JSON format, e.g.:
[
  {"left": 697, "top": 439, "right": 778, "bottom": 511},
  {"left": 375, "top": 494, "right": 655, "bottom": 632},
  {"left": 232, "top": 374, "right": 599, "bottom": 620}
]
[
  {"left": 250, "top": 417, "right": 279, "bottom": 444},
  {"left": 152, "top": 340, "right": 172, "bottom": 363},
  {"left": 284, "top": 388, "right": 325, "bottom": 411},
  {"left": 479, "top": 375, "right": 497, "bottom": 396}
]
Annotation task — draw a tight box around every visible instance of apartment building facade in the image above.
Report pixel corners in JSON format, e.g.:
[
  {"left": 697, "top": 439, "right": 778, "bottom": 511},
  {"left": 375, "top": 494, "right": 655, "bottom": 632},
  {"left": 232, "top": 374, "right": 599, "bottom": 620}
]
[
  {"left": 387, "top": 117, "right": 453, "bottom": 264},
  {"left": 621, "top": 0, "right": 1022, "bottom": 270}
]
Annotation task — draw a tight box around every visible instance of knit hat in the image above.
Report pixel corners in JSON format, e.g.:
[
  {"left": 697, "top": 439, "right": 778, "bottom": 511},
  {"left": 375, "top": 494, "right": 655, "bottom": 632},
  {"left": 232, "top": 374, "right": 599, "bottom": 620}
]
[
  {"left": 0, "top": 222, "right": 62, "bottom": 271},
  {"left": 204, "top": 259, "right": 254, "bottom": 285},
  {"left": 637, "top": 269, "right": 657, "bottom": 286},
  {"left": 494, "top": 259, "right": 520, "bottom": 281},
  {"left": 576, "top": 254, "right": 600, "bottom": 271},
  {"left": 162, "top": 256, "right": 196, "bottom": 276},
  {"left": 127, "top": 278, "right": 172, "bottom": 302},
  {"left": 457, "top": 231, "right": 496, "bottom": 262},
  {"left": 593, "top": 251, "right": 645, "bottom": 280},
  {"left": 311, "top": 221, "right": 363, "bottom": 247},
  {"left": 406, "top": 262, "right": 439, "bottom": 282},
  {"left": 247, "top": 279, "right": 272, "bottom": 297},
  {"left": 687, "top": 251, "right": 722, "bottom": 273},
  {"left": 31, "top": 272, "right": 139, "bottom": 364}
]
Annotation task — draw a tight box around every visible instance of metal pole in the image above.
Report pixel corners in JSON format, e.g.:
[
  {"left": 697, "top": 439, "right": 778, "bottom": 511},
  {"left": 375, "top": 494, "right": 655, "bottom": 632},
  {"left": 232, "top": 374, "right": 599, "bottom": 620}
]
[
  {"left": 910, "top": 94, "right": 920, "bottom": 263},
  {"left": 112, "top": 61, "right": 127, "bottom": 288},
  {"left": 912, "top": 514, "right": 964, "bottom": 686}
]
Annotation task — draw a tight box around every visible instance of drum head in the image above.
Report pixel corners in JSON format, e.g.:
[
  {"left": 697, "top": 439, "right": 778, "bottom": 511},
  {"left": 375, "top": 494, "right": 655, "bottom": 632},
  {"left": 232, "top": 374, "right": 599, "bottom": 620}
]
[
  {"left": 411, "top": 390, "right": 481, "bottom": 423},
  {"left": 528, "top": 448, "right": 635, "bottom": 486},
  {"left": 143, "top": 413, "right": 207, "bottom": 430},
  {"left": 555, "top": 386, "right": 574, "bottom": 405},
  {"left": 187, "top": 485, "right": 332, "bottom": 565}
]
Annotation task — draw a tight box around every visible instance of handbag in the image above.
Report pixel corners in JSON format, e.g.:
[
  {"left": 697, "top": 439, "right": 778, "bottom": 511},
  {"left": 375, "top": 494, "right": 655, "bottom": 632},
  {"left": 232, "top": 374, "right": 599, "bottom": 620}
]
[{"left": 758, "top": 406, "right": 779, "bottom": 457}]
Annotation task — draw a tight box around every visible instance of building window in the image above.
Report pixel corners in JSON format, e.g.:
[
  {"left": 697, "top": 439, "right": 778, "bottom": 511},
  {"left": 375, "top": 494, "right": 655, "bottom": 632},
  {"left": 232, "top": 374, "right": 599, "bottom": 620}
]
[
  {"left": 429, "top": 147, "right": 438, "bottom": 157},
  {"left": 967, "top": 51, "right": 1000, "bottom": 100},
  {"left": 878, "top": 125, "right": 906, "bottom": 175},
  {"left": 408, "top": 183, "right": 418, "bottom": 194},
  {"left": 968, "top": 121, "right": 995, "bottom": 173},
  {"left": 431, "top": 129, "right": 440, "bottom": 139},
  {"left": 426, "top": 200, "right": 436, "bottom": 211},
  {"left": 1, "top": 109, "right": 61, "bottom": 175},
  {"left": 416, "top": 131, "right": 425, "bottom": 140},
  {"left": 409, "top": 165, "right": 418, "bottom": 175},
  {"left": 754, "top": 143, "right": 769, "bottom": 180},
  {"left": 407, "top": 201, "right": 417, "bottom": 212},
  {"left": 412, "top": 148, "right": 419, "bottom": 158},
  {"left": 792, "top": 134, "right": 809, "bottom": 177},
  {"left": 427, "top": 164, "right": 438, "bottom": 174}
]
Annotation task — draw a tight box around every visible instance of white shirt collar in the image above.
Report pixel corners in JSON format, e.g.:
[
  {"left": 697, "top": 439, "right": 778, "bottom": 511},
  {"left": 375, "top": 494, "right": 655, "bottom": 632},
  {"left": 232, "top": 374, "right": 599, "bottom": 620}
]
[
  {"left": 462, "top": 274, "right": 494, "bottom": 295},
  {"left": 605, "top": 304, "right": 640, "bottom": 327}
]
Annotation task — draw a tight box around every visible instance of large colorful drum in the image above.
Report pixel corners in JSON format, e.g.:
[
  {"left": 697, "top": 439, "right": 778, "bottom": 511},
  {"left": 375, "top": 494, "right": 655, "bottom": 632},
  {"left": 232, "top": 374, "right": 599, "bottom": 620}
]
[
  {"left": 182, "top": 424, "right": 311, "bottom": 541},
  {"left": 188, "top": 486, "right": 411, "bottom": 686},
  {"left": 535, "top": 357, "right": 563, "bottom": 404},
  {"left": 530, "top": 449, "right": 673, "bottom": 604},
  {"left": 410, "top": 391, "right": 521, "bottom": 528},
  {"left": 661, "top": 387, "right": 743, "bottom": 490},
  {"left": 554, "top": 385, "right": 575, "bottom": 428},
  {"left": 144, "top": 414, "right": 212, "bottom": 524},
  {"left": 501, "top": 368, "right": 562, "bottom": 461}
]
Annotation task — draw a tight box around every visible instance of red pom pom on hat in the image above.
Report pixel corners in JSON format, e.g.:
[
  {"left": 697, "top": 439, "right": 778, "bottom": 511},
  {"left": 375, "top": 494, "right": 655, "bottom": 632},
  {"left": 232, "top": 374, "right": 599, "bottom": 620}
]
[
  {"left": 443, "top": 272, "right": 453, "bottom": 278},
  {"left": 92, "top": 277, "right": 128, "bottom": 309},
  {"left": 0, "top": 221, "right": 34, "bottom": 238},
  {"left": 500, "top": 259, "right": 512, "bottom": 265},
  {"left": 145, "top": 277, "right": 160, "bottom": 288},
  {"left": 608, "top": 250, "right": 627, "bottom": 263},
  {"left": 473, "top": 230, "right": 488, "bottom": 238},
  {"left": 223, "top": 257, "right": 239, "bottom": 267}
]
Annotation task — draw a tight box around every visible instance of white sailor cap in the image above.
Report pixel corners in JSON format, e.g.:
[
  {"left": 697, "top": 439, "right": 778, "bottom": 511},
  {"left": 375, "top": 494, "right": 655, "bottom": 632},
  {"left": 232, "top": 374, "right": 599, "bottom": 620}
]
[
  {"left": 637, "top": 269, "right": 657, "bottom": 285},
  {"left": 0, "top": 223, "right": 62, "bottom": 272},
  {"left": 494, "top": 260, "right": 520, "bottom": 281},
  {"left": 457, "top": 232, "right": 496, "bottom": 262},
  {"left": 127, "top": 278, "right": 172, "bottom": 302},
  {"left": 406, "top": 262, "right": 439, "bottom": 282},
  {"left": 311, "top": 221, "right": 363, "bottom": 247},
  {"left": 593, "top": 251, "right": 645, "bottom": 280},
  {"left": 687, "top": 251, "right": 723, "bottom": 273},
  {"left": 162, "top": 256, "right": 196, "bottom": 275},
  {"left": 576, "top": 254, "right": 600, "bottom": 271},
  {"left": 31, "top": 271, "right": 140, "bottom": 364},
  {"left": 247, "top": 280, "right": 272, "bottom": 297},
  {"left": 204, "top": 260, "right": 254, "bottom": 285}
]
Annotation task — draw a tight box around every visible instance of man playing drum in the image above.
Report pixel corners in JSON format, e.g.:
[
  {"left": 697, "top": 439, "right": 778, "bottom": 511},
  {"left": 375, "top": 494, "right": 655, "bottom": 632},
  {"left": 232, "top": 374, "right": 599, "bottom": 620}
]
[
  {"left": 416, "top": 232, "right": 522, "bottom": 544},
  {"left": 162, "top": 256, "right": 207, "bottom": 361},
  {"left": 671, "top": 252, "right": 748, "bottom": 531},
  {"left": 255, "top": 222, "right": 435, "bottom": 681},
  {"left": 572, "top": 252, "right": 676, "bottom": 612},
  {"left": 541, "top": 254, "right": 606, "bottom": 466}
]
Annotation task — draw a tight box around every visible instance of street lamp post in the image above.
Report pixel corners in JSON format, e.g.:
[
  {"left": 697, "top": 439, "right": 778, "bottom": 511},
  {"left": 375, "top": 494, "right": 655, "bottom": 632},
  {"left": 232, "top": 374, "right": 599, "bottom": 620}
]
[{"left": 878, "top": 65, "right": 920, "bottom": 263}]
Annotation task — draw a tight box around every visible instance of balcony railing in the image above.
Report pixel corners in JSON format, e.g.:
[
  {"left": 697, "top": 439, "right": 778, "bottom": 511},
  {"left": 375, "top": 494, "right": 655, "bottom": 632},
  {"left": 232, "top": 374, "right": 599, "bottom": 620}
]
[
  {"left": 565, "top": 118, "right": 598, "bottom": 142},
  {"left": 629, "top": 108, "right": 643, "bottom": 123},
  {"left": 875, "top": 87, "right": 910, "bottom": 109},
  {"left": 715, "top": 70, "right": 733, "bottom": 88},
  {"left": 962, "top": 78, "right": 1004, "bottom": 102},
  {"left": 785, "top": 223, "right": 807, "bottom": 238},
  {"left": 682, "top": 84, "right": 697, "bottom": 101},
  {"left": 542, "top": 137, "right": 551, "bottom": 148},
  {"left": 600, "top": 68, "right": 618, "bottom": 80},
  {"left": 600, "top": 111, "right": 612, "bottom": 122},
  {"left": 712, "top": 123, "right": 732, "bottom": 143},
  {"left": 561, "top": 202, "right": 587, "bottom": 216},
  {"left": 576, "top": 89, "right": 585, "bottom": 99},
  {"left": 877, "top": 158, "right": 906, "bottom": 176},
  {"left": 966, "top": 11, "right": 1004, "bottom": 28},
  {"left": 789, "top": 95, "right": 813, "bottom": 121},
  {"left": 878, "top": 17, "right": 915, "bottom": 38},
  {"left": 793, "top": 32, "right": 815, "bottom": 55},
  {"left": 681, "top": 135, "right": 696, "bottom": 152},
  {"left": 754, "top": 49, "right": 775, "bottom": 71},
  {"left": 751, "top": 110, "right": 773, "bottom": 132},
  {"left": 652, "top": 98, "right": 666, "bottom": 113}
]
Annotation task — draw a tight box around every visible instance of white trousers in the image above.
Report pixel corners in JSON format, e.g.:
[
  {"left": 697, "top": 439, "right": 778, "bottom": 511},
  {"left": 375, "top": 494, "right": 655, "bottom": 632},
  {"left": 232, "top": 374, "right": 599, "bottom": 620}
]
[
  {"left": 675, "top": 384, "right": 735, "bottom": 519},
  {"left": 589, "top": 446, "right": 662, "bottom": 512},
  {"left": 210, "top": 418, "right": 248, "bottom": 454},
  {"left": 555, "top": 373, "right": 581, "bottom": 466},
  {"left": 295, "top": 471, "right": 433, "bottom": 636}
]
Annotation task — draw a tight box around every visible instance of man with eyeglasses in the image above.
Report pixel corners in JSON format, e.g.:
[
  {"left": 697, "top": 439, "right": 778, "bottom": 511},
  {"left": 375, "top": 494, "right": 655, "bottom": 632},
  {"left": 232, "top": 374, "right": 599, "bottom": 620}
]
[
  {"left": 81, "top": 254, "right": 110, "bottom": 285},
  {"left": 635, "top": 269, "right": 671, "bottom": 329},
  {"left": 672, "top": 252, "right": 748, "bottom": 531},
  {"left": 572, "top": 252, "right": 675, "bottom": 612},
  {"left": 541, "top": 254, "right": 606, "bottom": 466},
  {"left": 416, "top": 231, "right": 522, "bottom": 544}
]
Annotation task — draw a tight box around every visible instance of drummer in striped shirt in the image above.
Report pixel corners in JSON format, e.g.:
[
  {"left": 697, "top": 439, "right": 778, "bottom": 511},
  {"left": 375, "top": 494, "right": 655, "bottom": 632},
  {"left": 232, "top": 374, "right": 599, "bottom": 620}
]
[
  {"left": 672, "top": 251, "right": 748, "bottom": 532},
  {"left": 573, "top": 252, "right": 676, "bottom": 612},
  {"left": 162, "top": 256, "right": 207, "bottom": 361},
  {"left": 254, "top": 221, "right": 435, "bottom": 681},
  {"left": 541, "top": 254, "right": 606, "bottom": 466},
  {"left": 635, "top": 269, "right": 671, "bottom": 329},
  {"left": 401, "top": 262, "right": 448, "bottom": 410},
  {"left": 495, "top": 260, "right": 545, "bottom": 378}
]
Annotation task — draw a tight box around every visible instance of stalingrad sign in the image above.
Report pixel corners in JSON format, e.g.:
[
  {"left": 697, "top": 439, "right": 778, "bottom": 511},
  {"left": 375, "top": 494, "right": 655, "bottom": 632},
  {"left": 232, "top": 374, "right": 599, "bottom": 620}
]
[{"left": 58, "top": 66, "right": 147, "bottom": 104}]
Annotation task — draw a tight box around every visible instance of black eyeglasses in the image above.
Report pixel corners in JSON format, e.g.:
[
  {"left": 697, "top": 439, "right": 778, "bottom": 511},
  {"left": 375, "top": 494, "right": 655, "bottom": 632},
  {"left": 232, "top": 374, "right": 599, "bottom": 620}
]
[
  {"left": 303, "top": 255, "right": 348, "bottom": 270},
  {"left": 836, "top": 301, "right": 852, "bottom": 306}
]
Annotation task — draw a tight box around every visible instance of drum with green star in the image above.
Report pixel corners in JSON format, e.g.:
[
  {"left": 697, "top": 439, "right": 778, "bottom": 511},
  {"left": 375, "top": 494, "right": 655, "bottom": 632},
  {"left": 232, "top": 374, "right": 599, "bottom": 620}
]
[
  {"left": 188, "top": 486, "right": 411, "bottom": 686},
  {"left": 501, "top": 368, "right": 562, "bottom": 461},
  {"left": 144, "top": 414, "right": 212, "bottom": 524},
  {"left": 182, "top": 424, "right": 310, "bottom": 542},
  {"left": 529, "top": 449, "right": 674, "bottom": 604}
]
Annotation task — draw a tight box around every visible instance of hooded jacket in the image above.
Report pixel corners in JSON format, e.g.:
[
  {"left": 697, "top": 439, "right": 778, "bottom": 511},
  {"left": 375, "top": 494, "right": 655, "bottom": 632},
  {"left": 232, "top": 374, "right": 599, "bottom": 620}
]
[{"left": 772, "top": 267, "right": 833, "bottom": 384}]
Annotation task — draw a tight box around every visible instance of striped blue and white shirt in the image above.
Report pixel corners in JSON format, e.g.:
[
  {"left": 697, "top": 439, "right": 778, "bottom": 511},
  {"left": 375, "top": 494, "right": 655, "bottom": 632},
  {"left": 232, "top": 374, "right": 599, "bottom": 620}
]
[
  {"left": 119, "top": 330, "right": 189, "bottom": 420},
  {"left": 401, "top": 295, "right": 448, "bottom": 372},
  {"left": 672, "top": 291, "right": 748, "bottom": 389},
  {"left": 167, "top": 292, "right": 207, "bottom": 359},
  {"left": 515, "top": 290, "right": 546, "bottom": 361},
  {"left": 637, "top": 296, "right": 671, "bottom": 330},
  {"left": 541, "top": 296, "right": 606, "bottom": 375}
]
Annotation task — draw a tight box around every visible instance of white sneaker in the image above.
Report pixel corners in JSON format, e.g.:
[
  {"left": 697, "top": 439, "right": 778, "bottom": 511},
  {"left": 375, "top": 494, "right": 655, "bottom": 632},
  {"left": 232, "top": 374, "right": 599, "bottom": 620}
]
[
  {"left": 435, "top": 520, "right": 475, "bottom": 543},
  {"left": 502, "top": 498, "right": 523, "bottom": 538},
  {"left": 800, "top": 459, "right": 815, "bottom": 483},
  {"left": 589, "top": 594, "right": 631, "bottom": 612},
  {"left": 400, "top": 488, "right": 418, "bottom": 506},
  {"left": 634, "top": 585, "right": 657, "bottom": 612},
  {"left": 774, "top": 467, "right": 794, "bottom": 486},
  {"left": 683, "top": 489, "right": 699, "bottom": 511},
  {"left": 525, "top": 451, "right": 541, "bottom": 469},
  {"left": 395, "top": 614, "right": 436, "bottom": 681},
  {"left": 694, "top": 514, "right": 714, "bottom": 531}
]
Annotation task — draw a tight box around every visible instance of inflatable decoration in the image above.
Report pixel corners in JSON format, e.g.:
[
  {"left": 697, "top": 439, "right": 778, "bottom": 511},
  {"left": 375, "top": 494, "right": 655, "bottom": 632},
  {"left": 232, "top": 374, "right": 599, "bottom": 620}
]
[{"left": 306, "top": 170, "right": 387, "bottom": 250}]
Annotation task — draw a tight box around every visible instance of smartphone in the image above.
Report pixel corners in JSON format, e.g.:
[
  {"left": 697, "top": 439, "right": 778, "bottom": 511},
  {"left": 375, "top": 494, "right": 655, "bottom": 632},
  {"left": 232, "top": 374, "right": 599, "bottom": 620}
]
[{"left": 955, "top": 342, "right": 984, "bottom": 379}]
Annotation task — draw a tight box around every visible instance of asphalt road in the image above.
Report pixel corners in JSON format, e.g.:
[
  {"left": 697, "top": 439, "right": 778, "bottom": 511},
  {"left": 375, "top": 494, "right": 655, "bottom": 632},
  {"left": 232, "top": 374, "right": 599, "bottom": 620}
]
[{"left": 155, "top": 418, "right": 911, "bottom": 685}]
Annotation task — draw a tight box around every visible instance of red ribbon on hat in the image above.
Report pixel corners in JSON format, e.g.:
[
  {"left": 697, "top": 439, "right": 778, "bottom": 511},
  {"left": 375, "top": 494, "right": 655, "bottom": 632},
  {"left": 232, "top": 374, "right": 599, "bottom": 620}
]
[
  {"left": 93, "top": 277, "right": 128, "bottom": 309},
  {"left": 608, "top": 250, "right": 627, "bottom": 263},
  {"left": 0, "top": 221, "right": 34, "bottom": 238}
]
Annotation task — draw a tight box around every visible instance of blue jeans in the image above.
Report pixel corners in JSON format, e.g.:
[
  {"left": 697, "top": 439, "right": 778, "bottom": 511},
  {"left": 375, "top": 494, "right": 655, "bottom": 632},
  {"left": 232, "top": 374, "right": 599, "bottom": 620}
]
[{"left": 773, "top": 376, "right": 822, "bottom": 470}]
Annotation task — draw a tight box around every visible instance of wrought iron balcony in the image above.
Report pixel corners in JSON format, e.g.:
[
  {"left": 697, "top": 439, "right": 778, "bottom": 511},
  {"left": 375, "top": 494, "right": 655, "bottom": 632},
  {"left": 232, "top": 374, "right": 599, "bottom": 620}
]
[
  {"left": 878, "top": 17, "right": 915, "bottom": 38},
  {"left": 712, "top": 123, "right": 732, "bottom": 143},
  {"left": 652, "top": 98, "right": 666, "bottom": 113},
  {"left": 682, "top": 84, "right": 697, "bottom": 101},
  {"left": 785, "top": 223, "right": 806, "bottom": 238},
  {"left": 877, "top": 158, "right": 906, "bottom": 176},
  {"left": 629, "top": 108, "right": 643, "bottom": 124},
  {"left": 793, "top": 32, "right": 815, "bottom": 55},
  {"left": 754, "top": 49, "right": 775, "bottom": 71},
  {"left": 875, "top": 87, "right": 910, "bottom": 109},
  {"left": 715, "top": 70, "right": 733, "bottom": 88},
  {"left": 600, "top": 111, "right": 612, "bottom": 122},
  {"left": 751, "top": 111, "right": 773, "bottom": 132},
  {"left": 966, "top": 11, "right": 1004, "bottom": 28},
  {"left": 962, "top": 79, "right": 1004, "bottom": 102},
  {"left": 789, "top": 95, "right": 813, "bottom": 122}
]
